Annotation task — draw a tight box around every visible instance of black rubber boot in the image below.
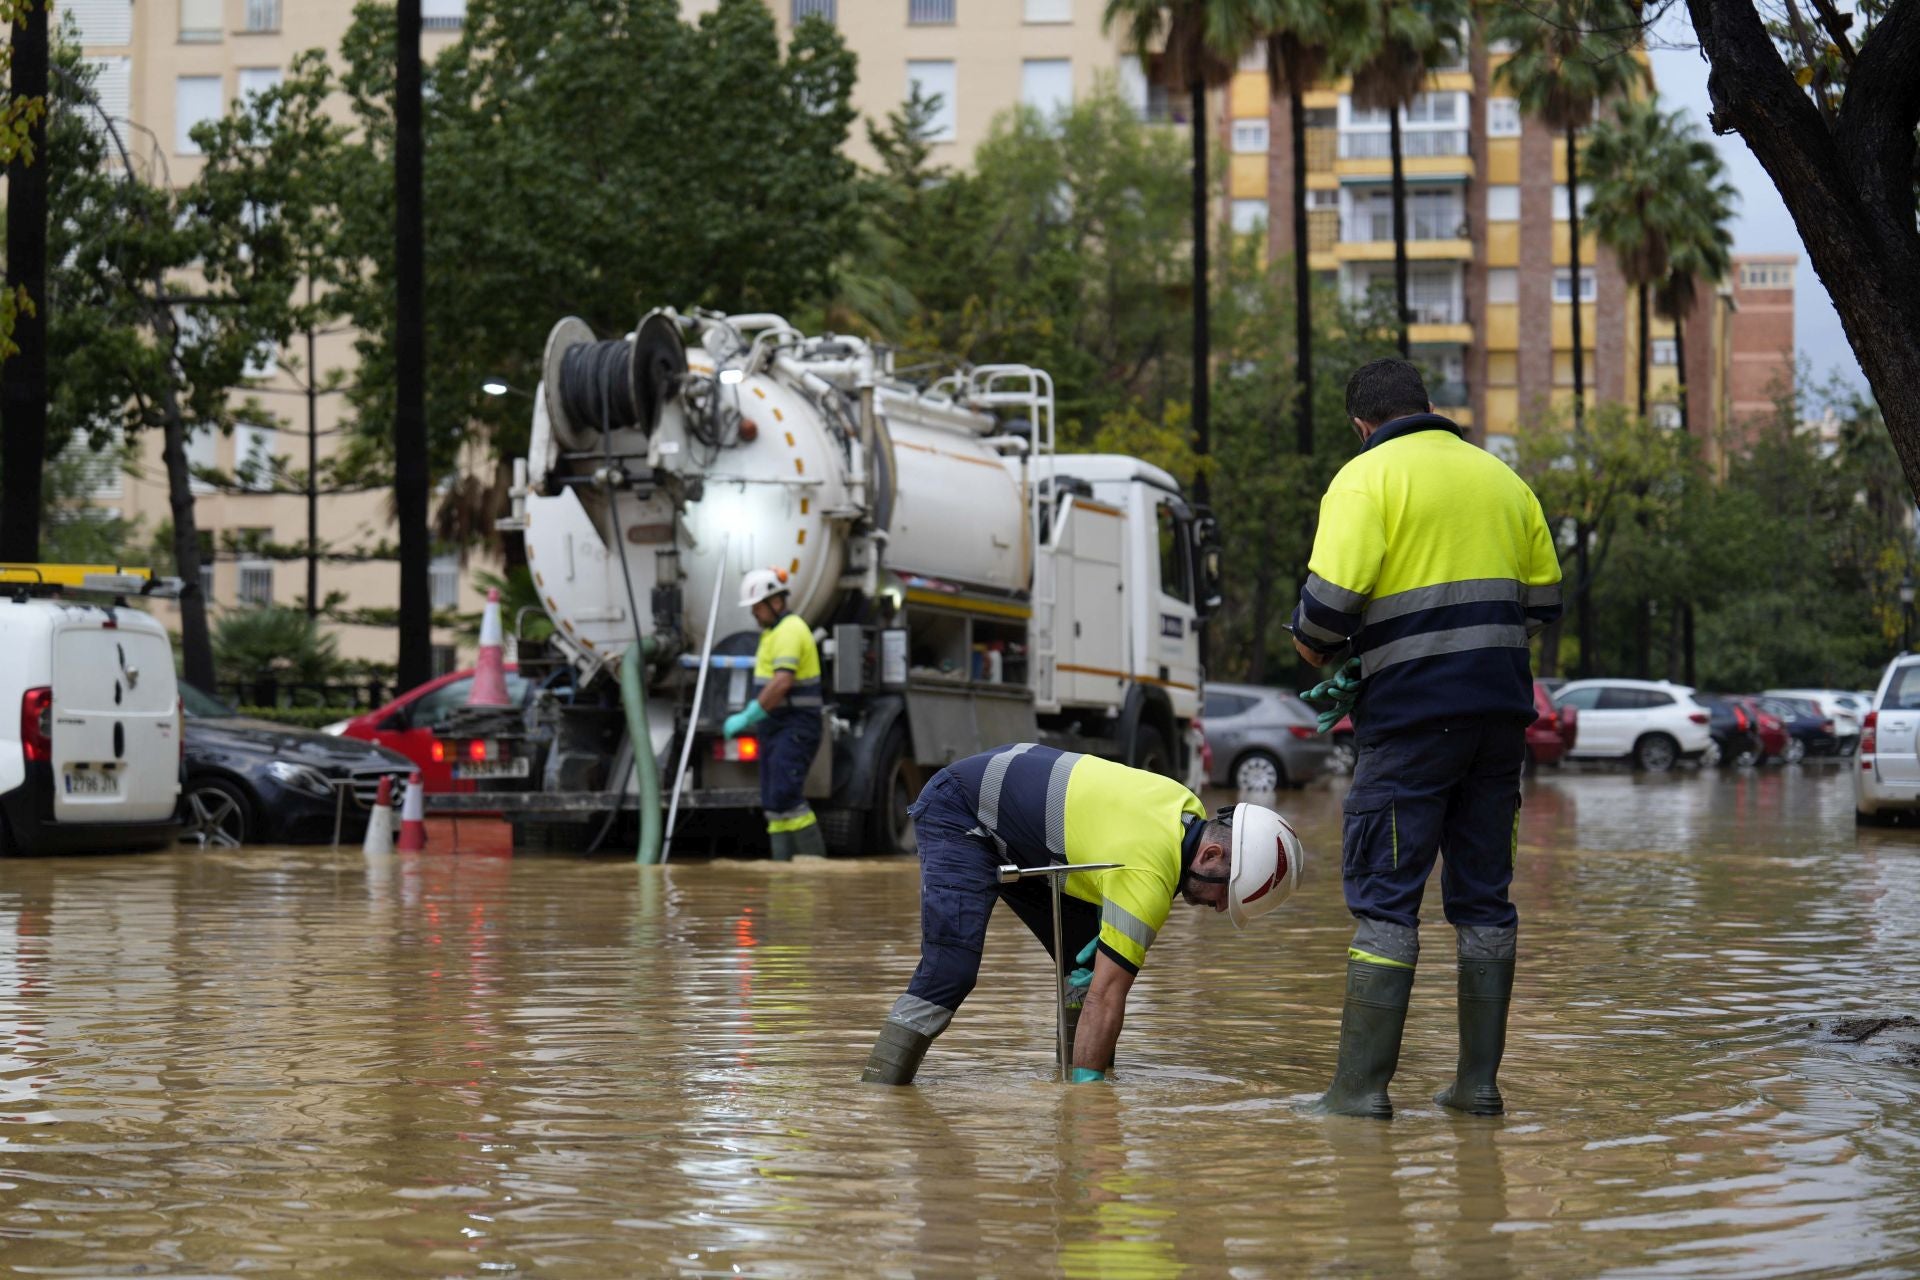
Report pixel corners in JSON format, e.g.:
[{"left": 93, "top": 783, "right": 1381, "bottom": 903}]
[
  {"left": 860, "top": 1021, "right": 934, "bottom": 1085},
  {"left": 791, "top": 822, "right": 827, "bottom": 858},
  {"left": 1435, "top": 957, "right": 1514, "bottom": 1116},
  {"left": 1307, "top": 960, "right": 1415, "bottom": 1118}
]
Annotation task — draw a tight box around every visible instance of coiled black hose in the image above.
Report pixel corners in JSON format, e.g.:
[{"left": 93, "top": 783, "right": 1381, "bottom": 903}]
[{"left": 558, "top": 339, "right": 640, "bottom": 435}]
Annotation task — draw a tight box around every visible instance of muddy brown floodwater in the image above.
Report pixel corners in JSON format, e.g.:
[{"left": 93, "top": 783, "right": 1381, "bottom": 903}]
[{"left": 3, "top": 765, "right": 1919, "bottom": 1277}]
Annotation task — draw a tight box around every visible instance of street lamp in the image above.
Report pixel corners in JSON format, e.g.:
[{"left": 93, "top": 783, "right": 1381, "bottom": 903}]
[
  {"left": 1901, "top": 578, "right": 1914, "bottom": 653},
  {"left": 480, "top": 376, "right": 512, "bottom": 397}
]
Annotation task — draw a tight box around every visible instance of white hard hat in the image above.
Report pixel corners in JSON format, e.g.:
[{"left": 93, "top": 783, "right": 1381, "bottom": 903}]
[
  {"left": 738, "top": 567, "right": 790, "bottom": 609},
  {"left": 1225, "top": 802, "right": 1305, "bottom": 930}
]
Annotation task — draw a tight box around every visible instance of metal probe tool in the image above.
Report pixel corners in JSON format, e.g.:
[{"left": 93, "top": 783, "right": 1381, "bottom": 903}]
[{"left": 997, "top": 861, "right": 1124, "bottom": 1080}]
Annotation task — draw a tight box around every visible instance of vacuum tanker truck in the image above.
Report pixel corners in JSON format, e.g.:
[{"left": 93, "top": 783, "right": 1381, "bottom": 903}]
[{"left": 474, "top": 307, "right": 1220, "bottom": 855}]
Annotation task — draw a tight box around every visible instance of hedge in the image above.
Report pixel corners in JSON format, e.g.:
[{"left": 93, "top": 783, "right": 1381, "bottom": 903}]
[{"left": 231, "top": 705, "right": 353, "bottom": 730}]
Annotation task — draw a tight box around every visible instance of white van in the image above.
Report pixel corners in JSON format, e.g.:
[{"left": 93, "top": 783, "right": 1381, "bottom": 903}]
[{"left": 0, "top": 576, "right": 183, "bottom": 853}]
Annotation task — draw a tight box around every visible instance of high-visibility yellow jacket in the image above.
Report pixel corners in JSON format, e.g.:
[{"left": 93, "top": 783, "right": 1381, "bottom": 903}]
[
  {"left": 753, "top": 611, "right": 822, "bottom": 707},
  {"left": 1292, "top": 414, "right": 1561, "bottom": 738}
]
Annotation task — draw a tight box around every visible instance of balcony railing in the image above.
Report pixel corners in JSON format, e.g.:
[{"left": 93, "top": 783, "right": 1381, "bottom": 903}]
[
  {"left": 909, "top": 0, "right": 955, "bottom": 22},
  {"left": 1305, "top": 127, "right": 1337, "bottom": 171},
  {"left": 1339, "top": 129, "right": 1470, "bottom": 160},
  {"left": 1409, "top": 300, "right": 1465, "bottom": 325},
  {"left": 1343, "top": 208, "right": 1469, "bottom": 242}
]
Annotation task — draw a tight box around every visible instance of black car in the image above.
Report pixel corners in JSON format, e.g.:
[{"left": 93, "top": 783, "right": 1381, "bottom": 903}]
[
  {"left": 1695, "top": 694, "right": 1765, "bottom": 767},
  {"left": 1757, "top": 696, "right": 1839, "bottom": 762},
  {"left": 181, "top": 685, "right": 413, "bottom": 846}
]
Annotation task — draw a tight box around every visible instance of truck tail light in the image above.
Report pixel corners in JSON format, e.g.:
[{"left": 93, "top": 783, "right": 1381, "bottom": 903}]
[
  {"left": 20, "top": 687, "right": 50, "bottom": 763},
  {"left": 713, "top": 736, "right": 760, "bottom": 763}
]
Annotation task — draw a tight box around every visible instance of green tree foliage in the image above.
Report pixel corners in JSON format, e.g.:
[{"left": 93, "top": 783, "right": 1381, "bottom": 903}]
[
  {"left": 211, "top": 606, "right": 348, "bottom": 694},
  {"left": 330, "top": 0, "right": 860, "bottom": 477},
  {"left": 0, "top": 0, "right": 48, "bottom": 358}
]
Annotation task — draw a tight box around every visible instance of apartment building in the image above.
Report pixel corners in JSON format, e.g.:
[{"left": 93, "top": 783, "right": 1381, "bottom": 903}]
[
  {"left": 1725, "top": 253, "right": 1797, "bottom": 441},
  {"left": 68, "top": 0, "right": 480, "bottom": 671},
  {"left": 1230, "top": 35, "right": 1736, "bottom": 457}
]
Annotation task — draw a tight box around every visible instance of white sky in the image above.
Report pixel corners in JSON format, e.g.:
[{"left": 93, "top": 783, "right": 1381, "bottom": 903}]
[{"left": 1645, "top": 7, "right": 1867, "bottom": 394}]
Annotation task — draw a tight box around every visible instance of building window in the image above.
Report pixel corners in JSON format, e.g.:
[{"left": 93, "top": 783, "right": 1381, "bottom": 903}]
[
  {"left": 907, "top": 61, "right": 957, "bottom": 142},
  {"left": 179, "top": 0, "right": 221, "bottom": 42},
  {"left": 793, "top": 0, "right": 836, "bottom": 20},
  {"left": 82, "top": 56, "right": 131, "bottom": 142},
  {"left": 908, "top": 0, "right": 955, "bottom": 23},
  {"left": 1487, "top": 97, "right": 1521, "bottom": 137},
  {"left": 1404, "top": 92, "right": 1459, "bottom": 125},
  {"left": 186, "top": 428, "right": 218, "bottom": 494},
  {"left": 1408, "top": 266, "right": 1460, "bottom": 324},
  {"left": 1021, "top": 59, "right": 1072, "bottom": 118},
  {"left": 1652, "top": 403, "right": 1682, "bottom": 429},
  {"left": 1307, "top": 188, "right": 1339, "bottom": 209},
  {"left": 1552, "top": 183, "right": 1594, "bottom": 221},
  {"left": 431, "top": 644, "right": 458, "bottom": 677},
  {"left": 238, "top": 560, "right": 273, "bottom": 607},
  {"left": 1485, "top": 184, "right": 1519, "bottom": 222},
  {"left": 1486, "top": 267, "right": 1518, "bottom": 304},
  {"left": 74, "top": 0, "right": 134, "bottom": 43},
  {"left": 198, "top": 530, "right": 216, "bottom": 603},
  {"left": 234, "top": 424, "right": 275, "bottom": 492},
  {"left": 1740, "top": 262, "right": 1793, "bottom": 288},
  {"left": 1652, "top": 338, "right": 1677, "bottom": 365},
  {"left": 1231, "top": 119, "right": 1269, "bottom": 154},
  {"left": 236, "top": 66, "right": 281, "bottom": 104},
  {"left": 175, "top": 75, "right": 222, "bottom": 153},
  {"left": 422, "top": 0, "right": 465, "bottom": 29},
  {"left": 1346, "top": 187, "right": 1462, "bottom": 242},
  {"left": 1553, "top": 268, "right": 1596, "bottom": 302},
  {"left": 243, "top": 0, "right": 280, "bottom": 32},
  {"left": 1230, "top": 199, "right": 1268, "bottom": 234},
  {"left": 1025, "top": 0, "right": 1070, "bottom": 20},
  {"left": 1340, "top": 128, "right": 1469, "bottom": 159},
  {"left": 430, "top": 554, "right": 461, "bottom": 610},
  {"left": 75, "top": 439, "right": 124, "bottom": 498}
]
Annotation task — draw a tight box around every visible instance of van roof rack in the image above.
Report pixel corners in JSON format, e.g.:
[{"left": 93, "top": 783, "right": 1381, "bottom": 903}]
[{"left": 0, "top": 563, "right": 185, "bottom": 598}]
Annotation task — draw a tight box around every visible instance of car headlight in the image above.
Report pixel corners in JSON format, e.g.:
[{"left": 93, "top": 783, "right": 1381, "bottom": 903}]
[
  {"left": 267, "top": 760, "right": 336, "bottom": 798},
  {"left": 320, "top": 720, "right": 350, "bottom": 736}
]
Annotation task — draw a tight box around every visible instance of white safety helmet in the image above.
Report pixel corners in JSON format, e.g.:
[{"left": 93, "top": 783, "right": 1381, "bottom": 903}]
[
  {"left": 1224, "top": 802, "right": 1305, "bottom": 930},
  {"left": 737, "top": 567, "right": 790, "bottom": 610}
]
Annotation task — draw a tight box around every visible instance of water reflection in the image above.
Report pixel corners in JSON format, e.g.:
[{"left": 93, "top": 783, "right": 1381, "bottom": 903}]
[{"left": 0, "top": 767, "right": 1916, "bottom": 1275}]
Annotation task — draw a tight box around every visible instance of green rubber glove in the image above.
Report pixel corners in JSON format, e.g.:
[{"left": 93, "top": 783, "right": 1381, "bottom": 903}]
[
  {"left": 1301, "top": 658, "right": 1364, "bottom": 734},
  {"left": 723, "top": 700, "right": 769, "bottom": 739},
  {"left": 1070, "top": 1067, "right": 1106, "bottom": 1084},
  {"left": 1066, "top": 937, "right": 1097, "bottom": 1009}
]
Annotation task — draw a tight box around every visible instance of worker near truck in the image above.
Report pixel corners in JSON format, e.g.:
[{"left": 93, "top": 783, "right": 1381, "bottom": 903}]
[
  {"left": 860, "top": 744, "right": 1304, "bottom": 1085},
  {"left": 723, "top": 568, "right": 827, "bottom": 860},
  {"left": 1291, "top": 358, "right": 1562, "bottom": 1119}
]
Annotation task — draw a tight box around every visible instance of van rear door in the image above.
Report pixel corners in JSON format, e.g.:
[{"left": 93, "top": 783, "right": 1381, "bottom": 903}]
[{"left": 50, "top": 614, "right": 179, "bottom": 823}]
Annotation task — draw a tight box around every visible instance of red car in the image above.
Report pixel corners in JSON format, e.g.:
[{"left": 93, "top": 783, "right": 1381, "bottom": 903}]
[
  {"left": 1733, "top": 695, "right": 1790, "bottom": 763},
  {"left": 1329, "top": 679, "right": 1576, "bottom": 771},
  {"left": 332, "top": 666, "right": 532, "bottom": 793}
]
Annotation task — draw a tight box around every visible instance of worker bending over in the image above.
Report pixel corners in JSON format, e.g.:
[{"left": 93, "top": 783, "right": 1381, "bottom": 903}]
[
  {"left": 724, "top": 568, "right": 826, "bottom": 860},
  {"left": 861, "top": 743, "right": 1305, "bottom": 1084},
  {"left": 1293, "top": 358, "right": 1562, "bottom": 1118}
]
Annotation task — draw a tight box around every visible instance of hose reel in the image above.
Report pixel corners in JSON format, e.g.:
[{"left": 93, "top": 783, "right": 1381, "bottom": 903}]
[{"left": 542, "top": 311, "right": 688, "bottom": 451}]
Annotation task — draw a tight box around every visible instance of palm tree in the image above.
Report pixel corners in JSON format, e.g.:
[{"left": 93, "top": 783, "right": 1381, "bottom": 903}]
[
  {"left": 1585, "top": 95, "right": 1686, "bottom": 420},
  {"left": 1104, "top": 0, "right": 1247, "bottom": 496},
  {"left": 1489, "top": 0, "right": 1644, "bottom": 678},
  {"left": 1345, "top": 0, "right": 1467, "bottom": 358},
  {"left": 1655, "top": 148, "right": 1734, "bottom": 436}
]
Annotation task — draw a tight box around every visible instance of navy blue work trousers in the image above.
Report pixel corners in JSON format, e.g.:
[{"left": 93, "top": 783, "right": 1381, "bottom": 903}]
[
  {"left": 1342, "top": 718, "right": 1526, "bottom": 931},
  {"left": 902, "top": 771, "right": 1099, "bottom": 1014},
  {"left": 759, "top": 706, "right": 821, "bottom": 819}
]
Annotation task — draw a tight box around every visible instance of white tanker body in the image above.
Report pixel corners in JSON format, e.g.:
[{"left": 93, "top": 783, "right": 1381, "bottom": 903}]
[{"left": 500, "top": 308, "right": 1219, "bottom": 854}]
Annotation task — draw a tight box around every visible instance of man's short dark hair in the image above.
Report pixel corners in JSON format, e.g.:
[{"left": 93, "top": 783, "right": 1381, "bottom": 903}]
[{"left": 1345, "top": 358, "right": 1431, "bottom": 427}]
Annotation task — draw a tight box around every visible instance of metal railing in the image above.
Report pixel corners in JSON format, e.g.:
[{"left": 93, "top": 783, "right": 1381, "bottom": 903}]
[
  {"left": 1344, "top": 208, "right": 1469, "bottom": 243},
  {"left": 908, "top": 0, "right": 955, "bottom": 22},
  {"left": 1339, "top": 129, "right": 1470, "bottom": 159}
]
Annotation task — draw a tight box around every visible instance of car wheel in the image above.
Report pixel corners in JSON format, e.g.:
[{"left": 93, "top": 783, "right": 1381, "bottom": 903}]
[
  {"left": 1784, "top": 737, "right": 1807, "bottom": 765},
  {"left": 181, "top": 776, "right": 253, "bottom": 848},
  {"left": 1734, "top": 743, "right": 1761, "bottom": 767},
  {"left": 1232, "top": 751, "right": 1284, "bottom": 794},
  {"left": 1632, "top": 733, "right": 1679, "bottom": 773},
  {"left": 1702, "top": 738, "right": 1723, "bottom": 768},
  {"left": 1331, "top": 734, "right": 1356, "bottom": 775}
]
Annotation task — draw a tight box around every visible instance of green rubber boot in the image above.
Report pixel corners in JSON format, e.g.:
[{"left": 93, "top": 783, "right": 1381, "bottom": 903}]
[
  {"left": 1435, "top": 957, "right": 1514, "bottom": 1116},
  {"left": 791, "top": 821, "right": 827, "bottom": 858},
  {"left": 767, "top": 830, "right": 795, "bottom": 862},
  {"left": 860, "top": 1021, "right": 934, "bottom": 1085},
  {"left": 1308, "top": 960, "right": 1415, "bottom": 1119}
]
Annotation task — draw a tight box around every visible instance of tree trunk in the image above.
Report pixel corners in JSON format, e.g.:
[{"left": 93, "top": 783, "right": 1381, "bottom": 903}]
[
  {"left": 1637, "top": 281, "right": 1650, "bottom": 420},
  {"left": 161, "top": 414, "right": 215, "bottom": 691},
  {"left": 394, "top": 0, "right": 432, "bottom": 689},
  {"left": 1290, "top": 82, "right": 1313, "bottom": 455},
  {"left": 1566, "top": 121, "right": 1585, "bottom": 433},
  {"left": 1674, "top": 310, "right": 1689, "bottom": 434},
  {"left": 1389, "top": 107, "right": 1411, "bottom": 357},
  {"left": 0, "top": 0, "right": 50, "bottom": 562},
  {"left": 1686, "top": 0, "right": 1920, "bottom": 502},
  {"left": 305, "top": 302, "right": 320, "bottom": 618},
  {"left": 1189, "top": 77, "right": 1211, "bottom": 502}
]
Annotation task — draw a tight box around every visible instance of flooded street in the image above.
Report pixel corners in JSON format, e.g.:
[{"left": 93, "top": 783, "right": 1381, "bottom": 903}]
[{"left": 4, "top": 765, "right": 1920, "bottom": 1277}]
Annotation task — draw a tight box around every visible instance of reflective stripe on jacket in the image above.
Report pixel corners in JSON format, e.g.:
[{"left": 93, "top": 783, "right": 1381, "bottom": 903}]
[
  {"left": 1292, "top": 413, "right": 1562, "bottom": 738},
  {"left": 945, "top": 744, "right": 1204, "bottom": 973},
  {"left": 753, "top": 611, "right": 823, "bottom": 707}
]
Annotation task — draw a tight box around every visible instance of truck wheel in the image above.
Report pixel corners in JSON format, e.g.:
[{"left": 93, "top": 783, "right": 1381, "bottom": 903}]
[
  {"left": 1130, "top": 726, "right": 1174, "bottom": 779},
  {"left": 865, "top": 727, "right": 919, "bottom": 857},
  {"left": 819, "top": 807, "right": 862, "bottom": 855}
]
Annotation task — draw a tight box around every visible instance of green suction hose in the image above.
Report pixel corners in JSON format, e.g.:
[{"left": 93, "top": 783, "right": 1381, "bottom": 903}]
[{"left": 621, "top": 637, "right": 663, "bottom": 864}]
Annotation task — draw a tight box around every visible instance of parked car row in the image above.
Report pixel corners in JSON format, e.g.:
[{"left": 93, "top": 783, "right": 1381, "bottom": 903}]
[{"left": 1855, "top": 655, "right": 1920, "bottom": 825}]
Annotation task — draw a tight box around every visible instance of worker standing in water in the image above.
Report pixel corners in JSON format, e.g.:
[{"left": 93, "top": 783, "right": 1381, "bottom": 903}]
[
  {"left": 860, "top": 743, "right": 1305, "bottom": 1085},
  {"left": 723, "top": 568, "right": 826, "bottom": 861},
  {"left": 1293, "top": 358, "right": 1562, "bottom": 1118}
]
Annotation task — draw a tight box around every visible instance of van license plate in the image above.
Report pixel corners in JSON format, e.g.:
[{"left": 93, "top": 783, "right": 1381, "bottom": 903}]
[
  {"left": 65, "top": 770, "right": 120, "bottom": 796},
  {"left": 453, "top": 758, "right": 530, "bottom": 781}
]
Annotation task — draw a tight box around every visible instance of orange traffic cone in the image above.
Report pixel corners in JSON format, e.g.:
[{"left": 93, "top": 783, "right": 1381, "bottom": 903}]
[
  {"left": 470, "top": 587, "right": 511, "bottom": 707},
  {"left": 362, "top": 774, "right": 395, "bottom": 857},
  {"left": 397, "top": 771, "right": 428, "bottom": 852}
]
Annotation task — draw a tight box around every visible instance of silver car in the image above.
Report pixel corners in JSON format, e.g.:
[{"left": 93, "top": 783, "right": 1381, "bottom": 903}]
[{"left": 1203, "top": 682, "right": 1335, "bottom": 792}]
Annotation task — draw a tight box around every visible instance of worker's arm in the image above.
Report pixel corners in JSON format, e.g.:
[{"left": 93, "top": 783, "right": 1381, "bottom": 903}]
[
  {"left": 1521, "top": 490, "right": 1565, "bottom": 637},
  {"left": 1071, "top": 951, "right": 1136, "bottom": 1076},
  {"left": 756, "top": 669, "right": 794, "bottom": 712},
  {"left": 1292, "top": 483, "right": 1384, "bottom": 660},
  {"left": 1293, "top": 633, "right": 1333, "bottom": 668}
]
